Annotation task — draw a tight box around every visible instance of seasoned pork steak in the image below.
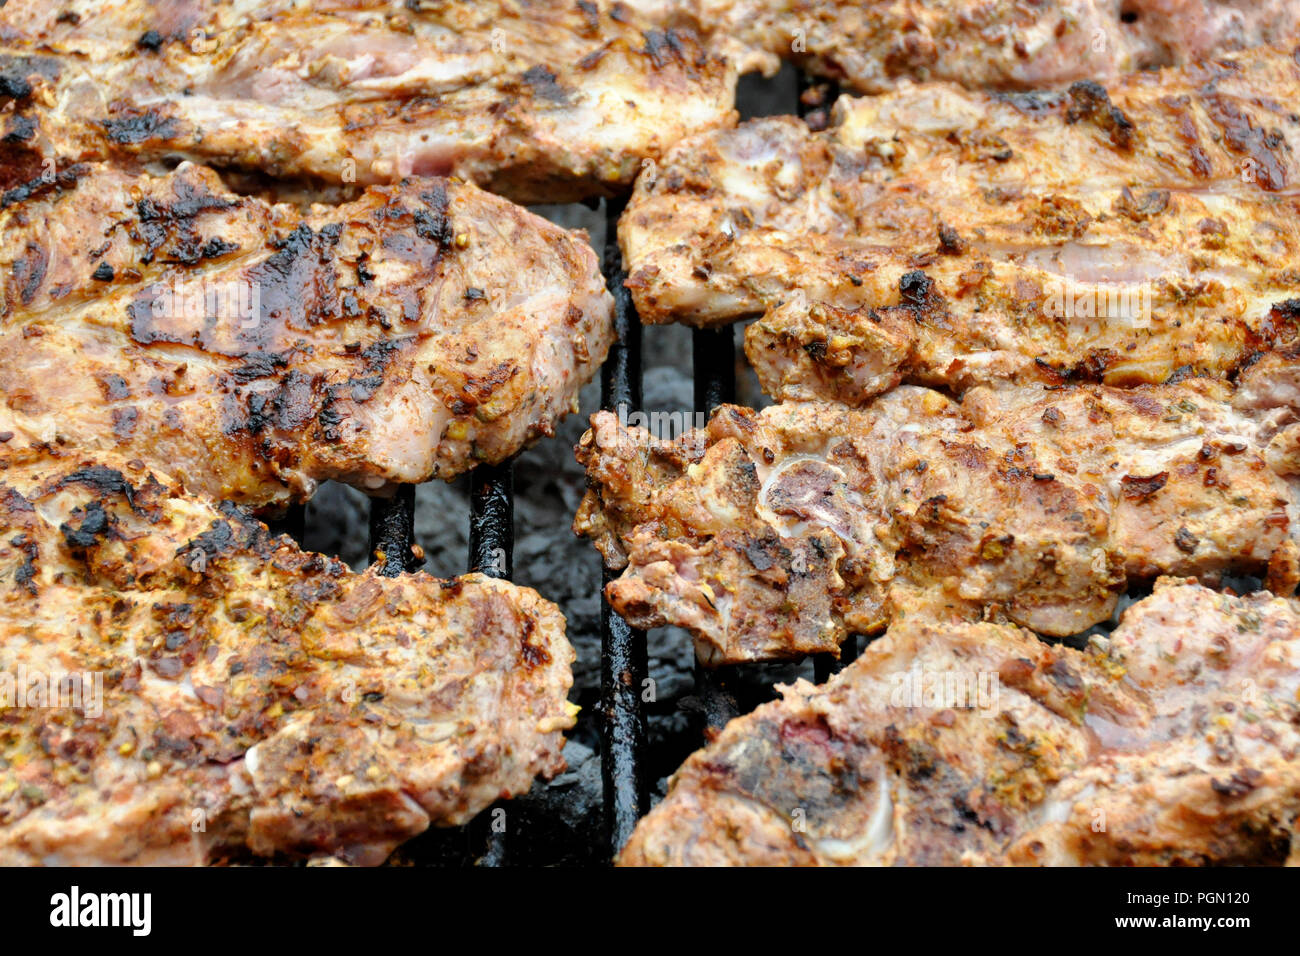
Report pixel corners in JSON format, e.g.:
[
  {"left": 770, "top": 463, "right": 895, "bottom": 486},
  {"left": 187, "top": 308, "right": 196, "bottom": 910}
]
[
  {"left": 620, "top": 45, "right": 1300, "bottom": 403},
  {"left": 577, "top": 373, "right": 1300, "bottom": 662},
  {"left": 0, "top": 161, "right": 613, "bottom": 509},
  {"left": 0, "top": 450, "right": 576, "bottom": 865},
  {"left": 653, "top": 0, "right": 1300, "bottom": 94},
  {"left": 620, "top": 580, "right": 1300, "bottom": 866},
  {"left": 0, "top": 0, "right": 736, "bottom": 203}
]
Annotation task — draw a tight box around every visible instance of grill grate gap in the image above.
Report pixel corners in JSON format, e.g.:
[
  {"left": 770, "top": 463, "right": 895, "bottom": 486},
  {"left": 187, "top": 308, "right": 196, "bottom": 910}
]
[
  {"left": 339, "top": 70, "right": 854, "bottom": 865},
  {"left": 599, "top": 195, "right": 650, "bottom": 857},
  {"left": 592, "top": 72, "right": 855, "bottom": 859},
  {"left": 364, "top": 461, "right": 514, "bottom": 864},
  {"left": 691, "top": 325, "right": 742, "bottom": 733},
  {"left": 468, "top": 461, "right": 515, "bottom": 866}
]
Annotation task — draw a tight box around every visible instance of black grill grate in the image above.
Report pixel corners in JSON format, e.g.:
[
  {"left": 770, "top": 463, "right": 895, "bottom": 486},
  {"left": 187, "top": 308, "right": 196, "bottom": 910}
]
[
  {"left": 366, "top": 455, "right": 514, "bottom": 864},
  {"left": 368, "top": 485, "right": 421, "bottom": 576},
  {"left": 594, "top": 72, "right": 865, "bottom": 858},
  {"left": 599, "top": 196, "right": 650, "bottom": 854},
  {"left": 690, "top": 327, "right": 743, "bottom": 735},
  {"left": 345, "top": 70, "right": 851, "bottom": 864}
]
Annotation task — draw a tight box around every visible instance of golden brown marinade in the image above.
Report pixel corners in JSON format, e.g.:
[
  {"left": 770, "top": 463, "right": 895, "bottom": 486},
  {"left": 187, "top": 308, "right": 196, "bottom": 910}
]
[
  {"left": 620, "top": 580, "right": 1300, "bottom": 866},
  {"left": 577, "top": 370, "right": 1300, "bottom": 663},
  {"left": 0, "top": 160, "right": 614, "bottom": 508},
  {"left": 0, "top": 451, "right": 576, "bottom": 864},
  {"left": 0, "top": 0, "right": 737, "bottom": 203},
  {"left": 620, "top": 45, "right": 1300, "bottom": 403}
]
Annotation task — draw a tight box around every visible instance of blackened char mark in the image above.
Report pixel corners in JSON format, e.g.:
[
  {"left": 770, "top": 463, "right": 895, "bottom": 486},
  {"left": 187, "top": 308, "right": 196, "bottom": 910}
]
[
  {"left": 2, "top": 114, "right": 35, "bottom": 144},
  {"left": 0, "top": 487, "right": 34, "bottom": 514},
  {"left": 1201, "top": 92, "right": 1289, "bottom": 191},
  {"left": 576, "top": 0, "right": 600, "bottom": 33},
  {"left": 1065, "top": 80, "right": 1134, "bottom": 149},
  {"left": 899, "top": 270, "right": 934, "bottom": 308},
  {"left": 56, "top": 466, "right": 139, "bottom": 510},
  {"left": 318, "top": 339, "right": 404, "bottom": 440},
  {"left": 9, "top": 531, "right": 38, "bottom": 595},
  {"left": 0, "top": 163, "right": 88, "bottom": 210},
  {"left": 135, "top": 179, "right": 239, "bottom": 264},
  {"left": 229, "top": 369, "right": 322, "bottom": 442},
  {"left": 201, "top": 237, "right": 239, "bottom": 259},
  {"left": 0, "top": 73, "right": 29, "bottom": 100},
  {"left": 100, "top": 109, "right": 180, "bottom": 146},
  {"left": 642, "top": 29, "right": 687, "bottom": 70},
  {"left": 521, "top": 65, "right": 569, "bottom": 103},
  {"left": 230, "top": 352, "right": 289, "bottom": 383},
  {"left": 0, "top": 54, "right": 60, "bottom": 101},
  {"left": 244, "top": 223, "right": 345, "bottom": 343},
  {"left": 60, "top": 500, "right": 112, "bottom": 549},
  {"left": 898, "top": 269, "right": 949, "bottom": 327},
  {"left": 129, "top": 221, "right": 342, "bottom": 353},
  {"left": 178, "top": 500, "right": 278, "bottom": 565},
  {"left": 12, "top": 239, "right": 48, "bottom": 306},
  {"left": 416, "top": 182, "right": 453, "bottom": 245}
]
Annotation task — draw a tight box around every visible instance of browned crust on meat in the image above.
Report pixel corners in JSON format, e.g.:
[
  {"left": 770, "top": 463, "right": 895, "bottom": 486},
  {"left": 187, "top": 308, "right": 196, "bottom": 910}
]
[
  {"left": 621, "top": 580, "right": 1300, "bottom": 866},
  {"left": 0, "top": 162, "right": 614, "bottom": 508},
  {"left": 0, "top": 0, "right": 737, "bottom": 204},
  {"left": 576, "top": 376, "right": 1300, "bottom": 663},
  {"left": 0, "top": 450, "right": 575, "bottom": 865},
  {"left": 620, "top": 45, "right": 1300, "bottom": 403}
]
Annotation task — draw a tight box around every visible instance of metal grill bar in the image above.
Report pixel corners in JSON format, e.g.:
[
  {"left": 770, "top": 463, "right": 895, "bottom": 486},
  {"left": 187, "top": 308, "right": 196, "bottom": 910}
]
[
  {"left": 600, "top": 196, "right": 649, "bottom": 856},
  {"left": 469, "top": 462, "right": 514, "bottom": 579},
  {"left": 368, "top": 485, "right": 421, "bottom": 576},
  {"left": 366, "top": 458, "right": 515, "bottom": 865},
  {"left": 691, "top": 326, "right": 742, "bottom": 731},
  {"left": 468, "top": 461, "right": 515, "bottom": 866}
]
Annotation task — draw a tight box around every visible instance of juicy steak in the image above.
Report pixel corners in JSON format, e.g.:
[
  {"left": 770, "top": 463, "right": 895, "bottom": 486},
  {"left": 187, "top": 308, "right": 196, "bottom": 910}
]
[
  {"left": 0, "top": 0, "right": 736, "bottom": 204},
  {"left": 576, "top": 372, "right": 1300, "bottom": 663},
  {"left": 619, "top": 580, "right": 1300, "bottom": 866},
  {"left": 0, "top": 451, "right": 576, "bottom": 864},
  {"left": 0, "top": 161, "right": 613, "bottom": 509},
  {"left": 620, "top": 45, "right": 1300, "bottom": 404},
  {"left": 663, "top": 0, "right": 1300, "bottom": 94},
  {"left": 2, "top": 1, "right": 1289, "bottom": 206}
]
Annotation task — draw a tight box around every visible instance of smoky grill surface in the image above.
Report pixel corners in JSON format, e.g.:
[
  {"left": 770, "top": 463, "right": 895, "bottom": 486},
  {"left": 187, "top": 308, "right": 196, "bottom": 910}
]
[{"left": 3, "top": 7, "right": 1300, "bottom": 867}]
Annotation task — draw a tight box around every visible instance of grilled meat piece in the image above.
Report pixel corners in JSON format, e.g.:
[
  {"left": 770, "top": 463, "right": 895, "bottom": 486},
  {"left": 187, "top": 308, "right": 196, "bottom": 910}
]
[
  {"left": 620, "top": 45, "right": 1300, "bottom": 403},
  {"left": 0, "top": 451, "right": 576, "bottom": 865},
  {"left": 576, "top": 373, "right": 1300, "bottom": 663},
  {"left": 0, "top": 160, "right": 613, "bottom": 509},
  {"left": 619, "top": 579, "right": 1300, "bottom": 866},
  {"left": 657, "top": 0, "right": 1300, "bottom": 94},
  {"left": 0, "top": 0, "right": 736, "bottom": 204}
]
